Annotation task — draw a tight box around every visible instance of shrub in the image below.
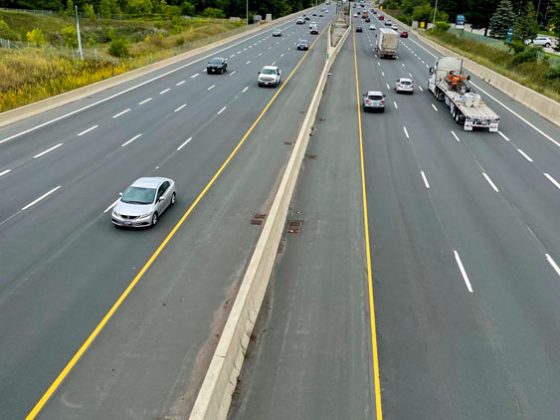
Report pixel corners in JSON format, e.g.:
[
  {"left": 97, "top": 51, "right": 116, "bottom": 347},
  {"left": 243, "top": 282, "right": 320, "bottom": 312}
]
[
  {"left": 26, "top": 28, "right": 46, "bottom": 47},
  {"left": 61, "top": 26, "right": 78, "bottom": 48},
  {"left": 108, "top": 38, "right": 129, "bottom": 57},
  {"left": 508, "top": 40, "right": 526, "bottom": 54},
  {"left": 202, "top": 7, "right": 225, "bottom": 18},
  {"left": 175, "top": 35, "right": 185, "bottom": 45},
  {"left": 0, "top": 19, "right": 19, "bottom": 41},
  {"left": 434, "top": 21, "right": 450, "bottom": 32},
  {"left": 546, "top": 66, "right": 560, "bottom": 79},
  {"left": 181, "top": 0, "right": 195, "bottom": 16},
  {"left": 83, "top": 3, "right": 96, "bottom": 19},
  {"left": 512, "top": 47, "right": 538, "bottom": 65}
]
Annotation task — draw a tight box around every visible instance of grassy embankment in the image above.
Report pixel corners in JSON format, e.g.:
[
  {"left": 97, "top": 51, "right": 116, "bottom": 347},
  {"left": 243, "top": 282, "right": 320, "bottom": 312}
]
[
  {"left": 383, "top": 9, "right": 560, "bottom": 102},
  {"left": 0, "top": 10, "right": 246, "bottom": 112}
]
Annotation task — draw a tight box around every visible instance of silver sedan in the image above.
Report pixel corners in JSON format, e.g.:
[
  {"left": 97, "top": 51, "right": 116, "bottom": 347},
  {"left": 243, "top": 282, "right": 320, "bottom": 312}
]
[{"left": 112, "top": 177, "right": 176, "bottom": 228}]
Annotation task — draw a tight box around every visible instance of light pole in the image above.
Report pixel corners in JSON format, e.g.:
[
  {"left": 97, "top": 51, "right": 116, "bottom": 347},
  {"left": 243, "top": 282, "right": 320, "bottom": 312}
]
[
  {"left": 246, "top": 0, "right": 249, "bottom": 25},
  {"left": 75, "top": 5, "right": 84, "bottom": 60},
  {"left": 432, "top": 0, "right": 438, "bottom": 26}
]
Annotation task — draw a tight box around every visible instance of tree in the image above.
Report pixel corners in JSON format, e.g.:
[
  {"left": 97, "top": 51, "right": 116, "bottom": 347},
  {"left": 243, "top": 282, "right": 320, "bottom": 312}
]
[
  {"left": 66, "top": 0, "right": 74, "bottom": 15},
  {"left": 180, "top": 0, "right": 195, "bottom": 15},
  {"left": 0, "top": 19, "right": 19, "bottom": 40},
  {"left": 61, "top": 25, "right": 78, "bottom": 47},
  {"left": 201, "top": 6, "right": 225, "bottom": 17},
  {"left": 465, "top": 0, "right": 499, "bottom": 35},
  {"left": 411, "top": 2, "right": 448, "bottom": 23},
  {"left": 551, "top": 0, "right": 560, "bottom": 51},
  {"left": 83, "top": 3, "right": 96, "bottom": 18},
  {"left": 489, "top": 0, "right": 516, "bottom": 37},
  {"left": 513, "top": 1, "right": 538, "bottom": 41},
  {"left": 100, "top": 0, "right": 112, "bottom": 18},
  {"left": 127, "top": 0, "right": 153, "bottom": 14}
]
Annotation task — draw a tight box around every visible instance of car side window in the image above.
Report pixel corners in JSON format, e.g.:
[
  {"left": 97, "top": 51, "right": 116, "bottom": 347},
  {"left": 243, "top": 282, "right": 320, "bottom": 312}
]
[{"left": 157, "top": 183, "right": 168, "bottom": 199}]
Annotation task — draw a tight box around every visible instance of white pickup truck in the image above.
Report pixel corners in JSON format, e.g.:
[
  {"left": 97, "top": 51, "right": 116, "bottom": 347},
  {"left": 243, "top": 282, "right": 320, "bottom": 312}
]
[{"left": 428, "top": 57, "right": 499, "bottom": 132}]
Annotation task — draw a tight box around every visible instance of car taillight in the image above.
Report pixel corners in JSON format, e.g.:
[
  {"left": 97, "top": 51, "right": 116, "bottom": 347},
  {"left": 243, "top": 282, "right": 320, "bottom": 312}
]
[
  {"left": 365, "top": 99, "right": 372, "bottom": 104},
  {"left": 381, "top": 99, "right": 385, "bottom": 104}
]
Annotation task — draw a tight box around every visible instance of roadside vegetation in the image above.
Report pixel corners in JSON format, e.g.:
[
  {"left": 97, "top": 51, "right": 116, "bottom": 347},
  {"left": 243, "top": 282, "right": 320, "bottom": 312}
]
[{"left": 382, "top": 0, "right": 560, "bottom": 101}]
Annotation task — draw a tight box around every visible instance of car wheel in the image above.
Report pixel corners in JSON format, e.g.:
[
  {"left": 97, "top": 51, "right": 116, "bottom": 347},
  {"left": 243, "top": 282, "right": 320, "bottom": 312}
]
[
  {"left": 151, "top": 212, "right": 158, "bottom": 226},
  {"left": 170, "top": 192, "right": 176, "bottom": 206},
  {"left": 545, "top": 43, "right": 551, "bottom": 48}
]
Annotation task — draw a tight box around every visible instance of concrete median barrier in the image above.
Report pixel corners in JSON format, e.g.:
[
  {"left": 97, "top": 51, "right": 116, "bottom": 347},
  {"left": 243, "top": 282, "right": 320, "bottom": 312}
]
[{"left": 189, "top": 20, "right": 351, "bottom": 420}]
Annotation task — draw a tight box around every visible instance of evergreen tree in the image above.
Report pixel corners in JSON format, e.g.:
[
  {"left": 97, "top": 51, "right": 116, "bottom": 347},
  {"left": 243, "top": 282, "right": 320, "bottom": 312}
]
[
  {"left": 466, "top": 0, "right": 499, "bottom": 35},
  {"left": 489, "top": 0, "right": 515, "bottom": 37},
  {"left": 100, "top": 0, "right": 112, "bottom": 18},
  {"left": 513, "top": 1, "right": 538, "bottom": 41}
]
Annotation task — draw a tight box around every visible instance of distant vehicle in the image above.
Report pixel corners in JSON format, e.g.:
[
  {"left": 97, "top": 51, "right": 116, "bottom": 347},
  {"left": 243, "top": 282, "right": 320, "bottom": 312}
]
[
  {"left": 455, "top": 14, "right": 465, "bottom": 29},
  {"left": 296, "top": 39, "right": 309, "bottom": 50},
  {"left": 258, "top": 65, "right": 282, "bottom": 87},
  {"left": 395, "top": 77, "right": 414, "bottom": 94},
  {"left": 310, "top": 25, "right": 319, "bottom": 34},
  {"left": 363, "top": 90, "right": 385, "bottom": 112},
  {"left": 309, "top": 21, "right": 318, "bottom": 28},
  {"left": 272, "top": 30, "right": 282, "bottom": 37},
  {"left": 296, "top": 18, "right": 305, "bottom": 24},
  {"left": 353, "top": 13, "right": 358, "bottom": 17},
  {"left": 379, "top": 15, "right": 384, "bottom": 20},
  {"left": 304, "top": 16, "right": 311, "bottom": 20},
  {"left": 362, "top": 10, "right": 369, "bottom": 19},
  {"left": 369, "top": 24, "right": 376, "bottom": 30},
  {"left": 365, "top": 17, "right": 371, "bottom": 22},
  {"left": 391, "top": 24, "right": 398, "bottom": 30},
  {"left": 428, "top": 57, "right": 500, "bottom": 131},
  {"left": 356, "top": 26, "right": 363, "bottom": 32},
  {"left": 357, "top": 10, "right": 361, "bottom": 15},
  {"left": 312, "top": 12, "right": 317, "bottom": 16},
  {"left": 206, "top": 57, "right": 227, "bottom": 74},
  {"left": 375, "top": 28, "right": 399, "bottom": 59},
  {"left": 319, "top": 13, "right": 324, "bottom": 17},
  {"left": 525, "top": 36, "right": 553, "bottom": 47},
  {"left": 400, "top": 30, "right": 409, "bottom": 38},
  {"left": 112, "top": 177, "right": 176, "bottom": 228},
  {"left": 372, "top": 9, "right": 377, "bottom": 14},
  {"left": 385, "top": 20, "right": 392, "bottom": 26}
]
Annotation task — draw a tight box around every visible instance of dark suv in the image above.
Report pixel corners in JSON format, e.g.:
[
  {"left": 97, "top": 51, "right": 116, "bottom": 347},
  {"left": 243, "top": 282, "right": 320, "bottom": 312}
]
[{"left": 207, "top": 57, "right": 227, "bottom": 74}]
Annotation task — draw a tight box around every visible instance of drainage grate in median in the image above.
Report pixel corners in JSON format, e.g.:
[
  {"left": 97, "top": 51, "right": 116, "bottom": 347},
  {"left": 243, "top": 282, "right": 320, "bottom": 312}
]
[
  {"left": 286, "top": 220, "right": 303, "bottom": 234},
  {"left": 250, "top": 213, "right": 267, "bottom": 225}
]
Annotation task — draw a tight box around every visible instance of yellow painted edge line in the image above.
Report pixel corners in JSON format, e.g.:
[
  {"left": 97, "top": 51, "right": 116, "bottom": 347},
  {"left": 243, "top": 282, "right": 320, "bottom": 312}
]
[
  {"left": 25, "top": 26, "right": 327, "bottom": 420},
  {"left": 352, "top": 29, "right": 384, "bottom": 420}
]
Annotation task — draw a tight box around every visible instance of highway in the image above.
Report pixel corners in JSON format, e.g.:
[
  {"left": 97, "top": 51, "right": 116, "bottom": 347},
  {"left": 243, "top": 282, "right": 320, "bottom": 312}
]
[
  {"left": 229, "top": 9, "right": 560, "bottom": 420},
  {"left": 0, "top": 8, "right": 332, "bottom": 419}
]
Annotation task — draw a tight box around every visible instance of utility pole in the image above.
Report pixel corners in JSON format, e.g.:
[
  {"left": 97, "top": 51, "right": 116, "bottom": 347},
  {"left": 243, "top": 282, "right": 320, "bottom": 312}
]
[
  {"left": 246, "top": 0, "right": 249, "bottom": 25},
  {"left": 432, "top": 0, "right": 438, "bottom": 26},
  {"left": 75, "top": 5, "right": 84, "bottom": 60}
]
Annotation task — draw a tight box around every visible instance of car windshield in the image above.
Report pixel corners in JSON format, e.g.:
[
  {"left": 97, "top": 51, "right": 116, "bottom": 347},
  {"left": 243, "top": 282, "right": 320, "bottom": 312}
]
[
  {"left": 262, "top": 68, "right": 276, "bottom": 75},
  {"left": 121, "top": 186, "right": 156, "bottom": 204},
  {"left": 209, "top": 58, "right": 223, "bottom": 64}
]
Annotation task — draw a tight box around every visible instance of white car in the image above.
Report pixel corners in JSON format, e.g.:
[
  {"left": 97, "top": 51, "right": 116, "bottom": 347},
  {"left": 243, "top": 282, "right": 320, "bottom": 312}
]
[
  {"left": 112, "top": 177, "right": 176, "bottom": 228},
  {"left": 525, "top": 36, "right": 553, "bottom": 47},
  {"left": 391, "top": 24, "right": 398, "bottom": 31},
  {"left": 258, "top": 65, "right": 282, "bottom": 87},
  {"left": 395, "top": 77, "right": 414, "bottom": 94},
  {"left": 369, "top": 24, "right": 376, "bottom": 30}
]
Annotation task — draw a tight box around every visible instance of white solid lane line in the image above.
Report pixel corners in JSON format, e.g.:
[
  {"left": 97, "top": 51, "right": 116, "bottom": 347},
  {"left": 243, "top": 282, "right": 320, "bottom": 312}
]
[
  {"left": 33, "top": 143, "right": 63, "bottom": 159},
  {"left": 121, "top": 133, "right": 142, "bottom": 147},
  {"left": 450, "top": 130, "right": 461, "bottom": 142},
  {"left": 112, "top": 108, "right": 130, "bottom": 118},
  {"left": 544, "top": 173, "right": 560, "bottom": 190},
  {"left": 431, "top": 104, "right": 438, "bottom": 112},
  {"left": 191, "top": 73, "right": 200, "bottom": 79},
  {"left": 546, "top": 254, "right": 560, "bottom": 278},
  {"left": 517, "top": 149, "right": 534, "bottom": 162},
  {"left": 0, "top": 169, "right": 12, "bottom": 177},
  {"left": 403, "top": 126, "right": 409, "bottom": 139},
  {"left": 454, "top": 250, "right": 474, "bottom": 293},
  {"left": 160, "top": 88, "right": 171, "bottom": 94},
  {"left": 176, "top": 80, "right": 185, "bottom": 86},
  {"left": 393, "top": 101, "right": 398, "bottom": 109},
  {"left": 77, "top": 125, "right": 98, "bottom": 136},
  {"left": 174, "top": 104, "right": 187, "bottom": 112},
  {"left": 421, "top": 170, "right": 430, "bottom": 189},
  {"left": 483, "top": 172, "right": 500, "bottom": 192},
  {"left": 498, "top": 131, "right": 511, "bottom": 142},
  {"left": 22, "top": 186, "right": 61, "bottom": 211},
  {"left": 242, "top": 86, "right": 249, "bottom": 93},
  {"left": 230, "top": 71, "right": 237, "bottom": 76},
  {"left": 139, "top": 98, "right": 152, "bottom": 105},
  {"left": 208, "top": 84, "right": 215, "bottom": 91},
  {"left": 103, "top": 197, "right": 120, "bottom": 213},
  {"left": 177, "top": 136, "right": 192, "bottom": 151},
  {"left": 217, "top": 106, "right": 227, "bottom": 115}
]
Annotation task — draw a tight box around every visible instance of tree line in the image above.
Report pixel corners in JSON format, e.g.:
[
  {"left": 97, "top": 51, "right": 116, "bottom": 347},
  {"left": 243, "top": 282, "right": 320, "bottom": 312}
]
[{"left": 1, "top": 0, "right": 316, "bottom": 20}]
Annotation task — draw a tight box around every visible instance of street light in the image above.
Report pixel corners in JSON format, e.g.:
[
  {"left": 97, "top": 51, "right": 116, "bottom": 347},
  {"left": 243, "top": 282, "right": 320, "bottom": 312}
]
[
  {"left": 75, "top": 5, "right": 84, "bottom": 60},
  {"left": 246, "top": 0, "right": 249, "bottom": 25}
]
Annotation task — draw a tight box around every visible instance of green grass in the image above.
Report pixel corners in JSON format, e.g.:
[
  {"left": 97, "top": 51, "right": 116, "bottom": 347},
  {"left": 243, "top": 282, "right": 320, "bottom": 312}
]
[{"left": 0, "top": 10, "right": 246, "bottom": 111}]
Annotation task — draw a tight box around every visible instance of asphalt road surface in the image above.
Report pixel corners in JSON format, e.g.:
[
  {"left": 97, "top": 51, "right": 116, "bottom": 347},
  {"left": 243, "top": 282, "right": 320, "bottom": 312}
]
[
  {"left": 228, "top": 11, "right": 560, "bottom": 420},
  {"left": 0, "top": 7, "right": 332, "bottom": 419}
]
